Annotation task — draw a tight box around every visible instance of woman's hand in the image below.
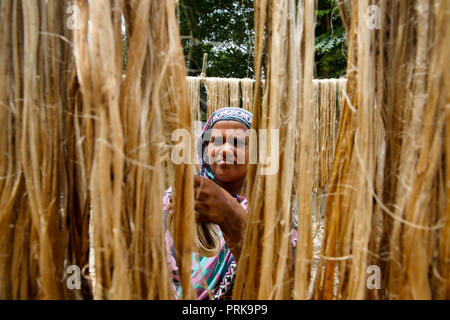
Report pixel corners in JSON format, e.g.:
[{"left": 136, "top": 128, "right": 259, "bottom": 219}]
[
  {"left": 167, "top": 176, "right": 247, "bottom": 260},
  {"left": 194, "top": 176, "right": 247, "bottom": 261},
  {"left": 193, "top": 176, "right": 238, "bottom": 225}
]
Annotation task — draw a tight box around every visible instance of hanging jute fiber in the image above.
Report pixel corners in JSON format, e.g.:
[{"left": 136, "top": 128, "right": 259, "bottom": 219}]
[
  {"left": 232, "top": 0, "right": 315, "bottom": 300},
  {"left": 205, "top": 78, "right": 218, "bottom": 118},
  {"left": 1, "top": 0, "right": 449, "bottom": 302},
  {"left": 228, "top": 78, "right": 241, "bottom": 108},
  {"left": 205, "top": 77, "right": 229, "bottom": 118},
  {"left": 186, "top": 76, "right": 201, "bottom": 123},
  {"left": 313, "top": 0, "right": 450, "bottom": 300},
  {"left": 73, "top": 0, "right": 196, "bottom": 299},
  {"left": 0, "top": 0, "right": 82, "bottom": 299},
  {"left": 0, "top": 0, "right": 197, "bottom": 300},
  {"left": 292, "top": 0, "right": 316, "bottom": 300},
  {"left": 241, "top": 78, "right": 254, "bottom": 113},
  {"left": 310, "top": 78, "right": 344, "bottom": 237}
]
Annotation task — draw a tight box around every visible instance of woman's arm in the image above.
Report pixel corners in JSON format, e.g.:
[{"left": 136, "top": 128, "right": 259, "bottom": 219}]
[
  {"left": 216, "top": 195, "right": 247, "bottom": 261},
  {"left": 193, "top": 176, "right": 247, "bottom": 261}
]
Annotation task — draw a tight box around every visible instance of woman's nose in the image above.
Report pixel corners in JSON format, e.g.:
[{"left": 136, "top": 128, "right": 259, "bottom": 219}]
[{"left": 220, "top": 141, "right": 235, "bottom": 162}]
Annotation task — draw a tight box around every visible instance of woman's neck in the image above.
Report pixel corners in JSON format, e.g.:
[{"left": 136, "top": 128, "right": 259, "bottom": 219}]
[{"left": 214, "top": 175, "right": 246, "bottom": 196}]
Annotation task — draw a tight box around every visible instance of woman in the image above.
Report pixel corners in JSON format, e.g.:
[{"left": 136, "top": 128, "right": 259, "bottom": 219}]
[
  {"left": 164, "top": 107, "right": 297, "bottom": 299},
  {"left": 164, "top": 107, "right": 252, "bottom": 300}
]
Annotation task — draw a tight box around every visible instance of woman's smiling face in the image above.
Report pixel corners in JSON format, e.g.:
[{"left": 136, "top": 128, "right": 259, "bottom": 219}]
[{"left": 206, "top": 120, "right": 249, "bottom": 183}]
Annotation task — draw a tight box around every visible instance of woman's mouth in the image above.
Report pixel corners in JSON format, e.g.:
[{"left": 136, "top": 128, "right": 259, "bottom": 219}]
[{"left": 217, "top": 159, "right": 234, "bottom": 166}]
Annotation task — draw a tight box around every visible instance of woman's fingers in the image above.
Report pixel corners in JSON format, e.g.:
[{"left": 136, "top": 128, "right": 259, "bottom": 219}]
[
  {"left": 194, "top": 179, "right": 209, "bottom": 200},
  {"left": 194, "top": 175, "right": 205, "bottom": 186},
  {"left": 194, "top": 199, "right": 208, "bottom": 213},
  {"left": 195, "top": 210, "right": 207, "bottom": 223},
  {"left": 194, "top": 175, "right": 212, "bottom": 191}
]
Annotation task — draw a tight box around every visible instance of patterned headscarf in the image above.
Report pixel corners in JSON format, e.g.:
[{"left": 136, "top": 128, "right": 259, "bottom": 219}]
[{"left": 198, "top": 107, "right": 253, "bottom": 181}]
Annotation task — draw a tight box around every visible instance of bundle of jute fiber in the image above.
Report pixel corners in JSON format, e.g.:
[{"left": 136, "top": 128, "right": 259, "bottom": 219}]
[
  {"left": 310, "top": 78, "right": 346, "bottom": 193},
  {"left": 383, "top": 0, "right": 449, "bottom": 300},
  {"left": 0, "top": 0, "right": 21, "bottom": 299},
  {"left": 188, "top": 77, "right": 248, "bottom": 114},
  {"left": 318, "top": 79, "right": 339, "bottom": 189},
  {"left": 310, "top": 79, "right": 322, "bottom": 233},
  {"left": 228, "top": 78, "right": 241, "bottom": 108},
  {"left": 313, "top": 0, "right": 450, "bottom": 300},
  {"left": 187, "top": 77, "right": 255, "bottom": 113},
  {"left": 73, "top": 0, "right": 195, "bottom": 299},
  {"left": 311, "top": 78, "right": 344, "bottom": 222},
  {"left": 205, "top": 77, "right": 231, "bottom": 118},
  {"left": 205, "top": 78, "right": 219, "bottom": 118},
  {"left": 232, "top": 0, "right": 314, "bottom": 300},
  {"left": 241, "top": 78, "right": 254, "bottom": 113},
  {"left": 311, "top": 79, "right": 320, "bottom": 194},
  {"left": 292, "top": 0, "right": 316, "bottom": 300},
  {"left": 0, "top": 0, "right": 82, "bottom": 299},
  {"left": 186, "top": 76, "right": 201, "bottom": 123},
  {"left": 191, "top": 76, "right": 344, "bottom": 128}
]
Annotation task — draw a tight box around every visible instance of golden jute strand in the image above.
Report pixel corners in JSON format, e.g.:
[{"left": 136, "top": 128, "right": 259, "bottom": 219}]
[
  {"left": 0, "top": 0, "right": 23, "bottom": 299},
  {"left": 341, "top": 0, "right": 379, "bottom": 299},
  {"left": 233, "top": 0, "right": 309, "bottom": 300},
  {"left": 229, "top": 79, "right": 241, "bottom": 108},
  {"left": 311, "top": 80, "right": 322, "bottom": 231},
  {"left": 232, "top": 0, "right": 268, "bottom": 299},
  {"left": 0, "top": 0, "right": 77, "bottom": 299},
  {"left": 187, "top": 76, "right": 201, "bottom": 122},
  {"left": 26, "top": 0, "right": 75, "bottom": 299},
  {"left": 385, "top": 0, "right": 430, "bottom": 299},
  {"left": 388, "top": 0, "right": 448, "bottom": 299},
  {"left": 232, "top": 0, "right": 272, "bottom": 299},
  {"left": 82, "top": 0, "right": 129, "bottom": 299},
  {"left": 311, "top": 80, "right": 320, "bottom": 193},
  {"left": 312, "top": 78, "right": 344, "bottom": 194},
  {"left": 1, "top": 0, "right": 85, "bottom": 300},
  {"left": 315, "top": 0, "right": 449, "bottom": 300},
  {"left": 293, "top": 0, "right": 315, "bottom": 300},
  {"left": 442, "top": 44, "right": 450, "bottom": 299},
  {"left": 217, "top": 78, "right": 230, "bottom": 110},
  {"left": 321, "top": 79, "right": 337, "bottom": 189},
  {"left": 241, "top": 78, "right": 254, "bottom": 113},
  {"left": 72, "top": 2, "right": 96, "bottom": 293},
  {"left": 205, "top": 77, "right": 230, "bottom": 118},
  {"left": 440, "top": 0, "right": 450, "bottom": 299},
  {"left": 121, "top": 0, "right": 173, "bottom": 299},
  {"left": 73, "top": 0, "right": 193, "bottom": 299},
  {"left": 314, "top": 1, "right": 370, "bottom": 300},
  {"left": 376, "top": 0, "right": 449, "bottom": 300},
  {"left": 148, "top": 0, "right": 196, "bottom": 299},
  {"left": 72, "top": 0, "right": 102, "bottom": 299},
  {"left": 206, "top": 78, "right": 219, "bottom": 118}
]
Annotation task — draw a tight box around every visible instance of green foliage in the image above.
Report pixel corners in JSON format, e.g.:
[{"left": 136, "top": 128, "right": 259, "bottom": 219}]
[
  {"left": 315, "top": 0, "right": 347, "bottom": 79},
  {"left": 178, "top": 0, "right": 347, "bottom": 79},
  {"left": 178, "top": 0, "right": 254, "bottom": 78}
]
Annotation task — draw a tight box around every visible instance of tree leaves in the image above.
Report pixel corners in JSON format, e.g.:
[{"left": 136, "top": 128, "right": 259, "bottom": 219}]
[{"left": 179, "top": 0, "right": 347, "bottom": 79}]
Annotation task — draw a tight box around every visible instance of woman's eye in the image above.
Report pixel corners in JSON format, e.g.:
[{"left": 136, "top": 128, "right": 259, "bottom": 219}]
[{"left": 234, "top": 138, "right": 245, "bottom": 147}]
